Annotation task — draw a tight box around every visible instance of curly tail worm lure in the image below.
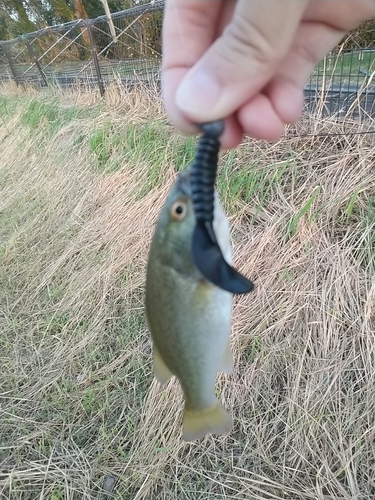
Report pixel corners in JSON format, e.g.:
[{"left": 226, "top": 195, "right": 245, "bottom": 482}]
[{"left": 190, "top": 121, "right": 254, "bottom": 295}]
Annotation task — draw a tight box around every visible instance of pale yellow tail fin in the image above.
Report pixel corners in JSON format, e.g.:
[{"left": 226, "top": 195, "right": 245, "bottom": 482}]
[{"left": 183, "top": 402, "right": 232, "bottom": 441}]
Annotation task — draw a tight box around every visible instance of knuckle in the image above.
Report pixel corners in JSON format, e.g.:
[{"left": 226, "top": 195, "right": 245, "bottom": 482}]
[{"left": 223, "top": 16, "right": 282, "bottom": 68}]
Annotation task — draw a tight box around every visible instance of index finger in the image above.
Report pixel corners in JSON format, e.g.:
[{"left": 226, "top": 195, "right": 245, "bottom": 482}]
[
  {"left": 162, "top": 0, "right": 225, "bottom": 72},
  {"left": 162, "top": 0, "right": 230, "bottom": 135}
]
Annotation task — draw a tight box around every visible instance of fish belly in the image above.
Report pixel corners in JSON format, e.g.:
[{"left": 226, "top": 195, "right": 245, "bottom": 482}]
[{"left": 146, "top": 263, "right": 233, "bottom": 440}]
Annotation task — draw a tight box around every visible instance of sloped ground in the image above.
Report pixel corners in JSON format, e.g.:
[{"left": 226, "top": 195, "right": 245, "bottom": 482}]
[{"left": 1, "top": 82, "right": 375, "bottom": 499}]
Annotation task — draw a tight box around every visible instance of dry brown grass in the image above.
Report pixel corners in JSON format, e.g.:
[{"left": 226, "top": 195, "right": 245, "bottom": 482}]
[{"left": 1, "top": 83, "right": 375, "bottom": 499}]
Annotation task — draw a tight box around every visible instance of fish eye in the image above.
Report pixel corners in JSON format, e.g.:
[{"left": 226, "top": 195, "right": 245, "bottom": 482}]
[{"left": 170, "top": 200, "right": 187, "bottom": 221}]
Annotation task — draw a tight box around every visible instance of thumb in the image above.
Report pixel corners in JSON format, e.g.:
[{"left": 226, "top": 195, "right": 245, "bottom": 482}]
[{"left": 176, "top": 0, "right": 308, "bottom": 122}]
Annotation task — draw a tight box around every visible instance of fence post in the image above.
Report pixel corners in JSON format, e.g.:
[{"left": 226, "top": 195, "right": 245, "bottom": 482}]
[
  {"left": 86, "top": 21, "right": 105, "bottom": 97},
  {"left": 1, "top": 42, "right": 20, "bottom": 86},
  {"left": 23, "top": 37, "right": 48, "bottom": 87}
]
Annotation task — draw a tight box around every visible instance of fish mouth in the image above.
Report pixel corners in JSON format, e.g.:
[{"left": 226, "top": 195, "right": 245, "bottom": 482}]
[{"left": 177, "top": 167, "right": 192, "bottom": 197}]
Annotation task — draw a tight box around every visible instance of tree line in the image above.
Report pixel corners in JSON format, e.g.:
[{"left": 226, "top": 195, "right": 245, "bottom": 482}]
[
  {"left": 0, "top": 0, "right": 163, "bottom": 65},
  {"left": 0, "top": 1, "right": 373, "bottom": 54},
  {"left": 0, "top": 0, "right": 150, "bottom": 40}
]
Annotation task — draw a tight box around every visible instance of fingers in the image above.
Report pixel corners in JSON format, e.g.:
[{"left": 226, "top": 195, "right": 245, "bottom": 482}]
[
  {"left": 173, "top": 0, "right": 309, "bottom": 121},
  {"left": 304, "top": 0, "right": 375, "bottom": 30},
  {"left": 162, "top": 0, "right": 224, "bottom": 68},
  {"left": 266, "top": 23, "right": 346, "bottom": 126},
  {"left": 235, "top": 22, "right": 346, "bottom": 140},
  {"left": 162, "top": 0, "right": 375, "bottom": 148},
  {"left": 163, "top": 0, "right": 308, "bottom": 138},
  {"left": 162, "top": 0, "right": 226, "bottom": 134},
  {"left": 260, "top": 0, "right": 375, "bottom": 130}
]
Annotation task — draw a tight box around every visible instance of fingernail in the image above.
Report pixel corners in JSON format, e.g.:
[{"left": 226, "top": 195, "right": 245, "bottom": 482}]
[{"left": 176, "top": 71, "right": 222, "bottom": 117}]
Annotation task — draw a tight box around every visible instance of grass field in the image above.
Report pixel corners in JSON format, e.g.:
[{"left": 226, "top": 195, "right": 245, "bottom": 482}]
[{"left": 1, "top": 82, "right": 375, "bottom": 500}]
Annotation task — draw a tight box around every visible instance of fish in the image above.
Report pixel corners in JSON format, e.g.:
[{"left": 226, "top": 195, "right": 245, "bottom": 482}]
[{"left": 145, "top": 165, "right": 234, "bottom": 441}]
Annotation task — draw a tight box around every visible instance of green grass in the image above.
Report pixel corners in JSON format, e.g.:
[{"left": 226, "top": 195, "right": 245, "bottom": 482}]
[
  {"left": 88, "top": 119, "right": 196, "bottom": 193},
  {"left": 1, "top": 87, "right": 375, "bottom": 499},
  {"left": 0, "top": 94, "right": 23, "bottom": 118},
  {"left": 21, "top": 98, "right": 78, "bottom": 133},
  {"left": 286, "top": 187, "right": 320, "bottom": 239},
  {"left": 313, "top": 50, "right": 375, "bottom": 86},
  {"left": 217, "top": 152, "right": 294, "bottom": 218}
]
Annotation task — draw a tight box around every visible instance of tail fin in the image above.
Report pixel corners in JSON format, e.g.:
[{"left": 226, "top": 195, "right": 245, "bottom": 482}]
[{"left": 183, "top": 401, "right": 232, "bottom": 441}]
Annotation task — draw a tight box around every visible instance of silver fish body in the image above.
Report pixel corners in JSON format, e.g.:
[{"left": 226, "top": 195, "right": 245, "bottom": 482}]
[{"left": 145, "top": 166, "right": 233, "bottom": 441}]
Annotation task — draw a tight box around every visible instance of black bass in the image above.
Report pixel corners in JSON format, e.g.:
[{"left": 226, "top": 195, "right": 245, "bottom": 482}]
[{"left": 145, "top": 166, "right": 233, "bottom": 441}]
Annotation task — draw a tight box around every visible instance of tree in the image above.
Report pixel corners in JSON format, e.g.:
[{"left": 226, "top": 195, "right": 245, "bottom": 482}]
[
  {"left": 0, "top": 0, "right": 37, "bottom": 39},
  {"left": 0, "top": 1, "right": 137, "bottom": 40}
]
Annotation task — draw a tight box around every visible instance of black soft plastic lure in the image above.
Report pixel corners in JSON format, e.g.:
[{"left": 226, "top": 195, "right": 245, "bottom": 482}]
[{"left": 190, "top": 121, "right": 254, "bottom": 295}]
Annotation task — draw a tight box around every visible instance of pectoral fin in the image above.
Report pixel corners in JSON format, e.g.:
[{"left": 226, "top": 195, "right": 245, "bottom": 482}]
[
  {"left": 220, "top": 342, "right": 233, "bottom": 375},
  {"left": 153, "top": 344, "right": 173, "bottom": 385}
]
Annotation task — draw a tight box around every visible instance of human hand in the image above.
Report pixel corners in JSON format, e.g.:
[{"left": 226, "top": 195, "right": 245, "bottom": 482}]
[{"left": 162, "top": 0, "right": 375, "bottom": 149}]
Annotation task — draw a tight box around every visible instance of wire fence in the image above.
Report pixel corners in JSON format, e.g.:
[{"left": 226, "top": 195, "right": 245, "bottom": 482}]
[
  {"left": 0, "top": 1, "right": 375, "bottom": 122},
  {"left": 0, "top": 1, "right": 164, "bottom": 94}
]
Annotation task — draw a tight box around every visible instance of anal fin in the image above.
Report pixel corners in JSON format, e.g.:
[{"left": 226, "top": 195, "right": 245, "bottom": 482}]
[
  {"left": 153, "top": 343, "right": 173, "bottom": 385},
  {"left": 220, "top": 342, "right": 233, "bottom": 374}
]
